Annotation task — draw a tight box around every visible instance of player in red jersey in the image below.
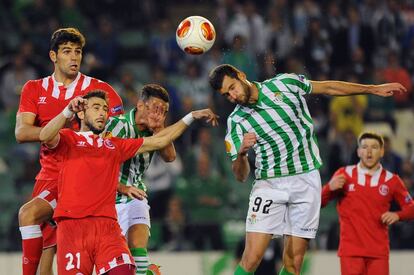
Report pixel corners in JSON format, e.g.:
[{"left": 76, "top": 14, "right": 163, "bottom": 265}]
[
  {"left": 38, "top": 90, "right": 217, "bottom": 274},
  {"left": 15, "top": 28, "right": 124, "bottom": 275},
  {"left": 322, "top": 132, "right": 414, "bottom": 275}
]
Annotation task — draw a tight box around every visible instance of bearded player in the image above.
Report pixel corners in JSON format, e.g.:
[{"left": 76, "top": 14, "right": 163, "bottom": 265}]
[
  {"left": 39, "top": 91, "right": 218, "bottom": 274},
  {"left": 15, "top": 28, "right": 124, "bottom": 275}
]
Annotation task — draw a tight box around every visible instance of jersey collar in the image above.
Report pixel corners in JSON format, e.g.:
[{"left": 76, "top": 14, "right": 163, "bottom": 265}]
[
  {"left": 52, "top": 72, "right": 81, "bottom": 89},
  {"left": 357, "top": 162, "right": 383, "bottom": 177}
]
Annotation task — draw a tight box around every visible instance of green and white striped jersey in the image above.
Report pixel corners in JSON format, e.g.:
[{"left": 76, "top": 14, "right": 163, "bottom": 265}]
[
  {"left": 224, "top": 73, "right": 322, "bottom": 179},
  {"left": 104, "top": 108, "right": 154, "bottom": 204}
]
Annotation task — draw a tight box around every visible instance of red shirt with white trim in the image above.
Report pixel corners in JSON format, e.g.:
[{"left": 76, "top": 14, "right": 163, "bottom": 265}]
[
  {"left": 17, "top": 73, "right": 124, "bottom": 180},
  {"left": 52, "top": 129, "right": 143, "bottom": 220},
  {"left": 322, "top": 164, "right": 414, "bottom": 258}
]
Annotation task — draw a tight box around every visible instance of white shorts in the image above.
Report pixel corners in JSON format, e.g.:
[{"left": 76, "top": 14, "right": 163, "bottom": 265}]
[
  {"left": 246, "top": 169, "right": 321, "bottom": 239},
  {"left": 116, "top": 198, "right": 151, "bottom": 236}
]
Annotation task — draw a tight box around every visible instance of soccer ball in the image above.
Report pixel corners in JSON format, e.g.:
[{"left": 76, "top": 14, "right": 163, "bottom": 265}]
[{"left": 176, "top": 16, "right": 216, "bottom": 55}]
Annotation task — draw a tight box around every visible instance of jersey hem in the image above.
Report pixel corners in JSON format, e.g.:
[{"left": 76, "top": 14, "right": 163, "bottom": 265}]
[{"left": 255, "top": 166, "right": 321, "bottom": 180}]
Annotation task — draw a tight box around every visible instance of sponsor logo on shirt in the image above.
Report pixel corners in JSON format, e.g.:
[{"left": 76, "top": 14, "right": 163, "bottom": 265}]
[
  {"left": 348, "top": 184, "right": 355, "bottom": 192},
  {"left": 38, "top": 96, "right": 47, "bottom": 104},
  {"left": 104, "top": 139, "right": 115, "bottom": 149},
  {"left": 111, "top": 105, "right": 123, "bottom": 114},
  {"left": 405, "top": 194, "right": 413, "bottom": 203},
  {"left": 379, "top": 184, "right": 389, "bottom": 196},
  {"left": 76, "top": 141, "right": 87, "bottom": 147}
]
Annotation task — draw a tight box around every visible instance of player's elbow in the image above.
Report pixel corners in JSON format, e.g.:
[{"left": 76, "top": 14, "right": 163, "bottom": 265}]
[
  {"left": 163, "top": 154, "right": 176, "bottom": 162},
  {"left": 15, "top": 128, "right": 26, "bottom": 143}
]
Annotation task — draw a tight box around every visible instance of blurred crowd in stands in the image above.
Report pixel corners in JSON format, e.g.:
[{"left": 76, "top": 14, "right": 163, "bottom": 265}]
[{"left": 0, "top": 0, "right": 414, "bottom": 255}]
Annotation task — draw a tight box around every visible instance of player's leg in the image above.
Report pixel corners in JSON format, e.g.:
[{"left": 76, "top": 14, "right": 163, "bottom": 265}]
[
  {"left": 128, "top": 224, "right": 150, "bottom": 275},
  {"left": 39, "top": 246, "right": 57, "bottom": 275},
  {"left": 340, "top": 256, "right": 365, "bottom": 275},
  {"left": 366, "top": 257, "right": 389, "bottom": 275},
  {"left": 236, "top": 180, "right": 289, "bottom": 274},
  {"left": 282, "top": 170, "right": 321, "bottom": 275},
  {"left": 281, "top": 235, "right": 309, "bottom": 274},
  {"left": 236, "top": 232, "right": 273, "bottom": 273},
  {"left": 123, "top": 198, "right": 156, "bottom": 275},
  {"left": 19, "top": 197, "right": 54, "bottom": 275}
]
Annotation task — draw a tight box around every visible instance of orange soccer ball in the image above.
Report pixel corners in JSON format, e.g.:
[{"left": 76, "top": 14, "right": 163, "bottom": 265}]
[{"left": 176, "top": 16, "right": 216, "bottom": 55}]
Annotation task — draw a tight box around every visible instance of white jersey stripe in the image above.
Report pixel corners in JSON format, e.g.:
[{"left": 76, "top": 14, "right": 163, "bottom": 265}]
[
  {"left": 81, "top": 76, "right": 92, "bottom": 90},
  {"left": 42, "top": 77, "right": 49, "bottom": 91}
]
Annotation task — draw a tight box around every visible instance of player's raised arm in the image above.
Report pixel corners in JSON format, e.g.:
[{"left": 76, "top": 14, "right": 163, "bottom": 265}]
[
  {"left": 39, "top": 97, "right": 88, "bottom": 147},
  {"left": 310, "top": 81, "right": 406, "bottom": 97},
  {"left": 136, "top": 108, "right": 218, "bottom": 155}
]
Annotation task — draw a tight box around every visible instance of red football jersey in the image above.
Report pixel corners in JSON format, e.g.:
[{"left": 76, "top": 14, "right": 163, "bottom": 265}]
[
  {"left": 17, "top": 73, "right": 124, "bottom": 180},
  {"left": 52, "top": 129, "right": 143, "bottom": 220},
  {"left": 322, "top": 164, "right": 414, "bottom": 258}
]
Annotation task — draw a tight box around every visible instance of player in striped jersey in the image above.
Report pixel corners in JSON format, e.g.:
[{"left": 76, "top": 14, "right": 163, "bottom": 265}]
[
  {"left": 15, "top": 28, "right": 124, "bottom": 275},
  {"left": 104, "top": 84, "right": 174, "bottom": 275},
  {"left": 208, "top": 64, "right": 406, "bottom": 275},
  {"left": 322, "top": 132, "right": 414, "bottom": 275}
]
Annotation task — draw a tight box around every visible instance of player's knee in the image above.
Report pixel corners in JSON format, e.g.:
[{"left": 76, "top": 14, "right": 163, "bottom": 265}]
[
  {"left": 240, "top": 251, "right": 262, "bottom": 271},
  {"left": 19, "top": 200, "right": 52, "bottom": 225}
]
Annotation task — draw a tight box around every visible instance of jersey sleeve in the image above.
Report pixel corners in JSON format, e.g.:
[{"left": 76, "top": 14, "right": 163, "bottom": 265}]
[
  {"left": 111, "top": 137, "right": 144, "bottom": 162},
  {"left": 47, "top": 128, "right": 72, "bottom": 155},
  {"left": 392, "top": 176, "right": 414, "bottom": 220},
  {"left": 18, "top": 81, "right": 38, "bottom": 114},
  {"left": 104, "top": 116, "right": 126, "bottom": 138},
  {"left": 279, "top": 73, "right": 312, "bottom": 96},
  {"left": 225, "top": 118, "right": 244, "bottom": 161},
  {"left": 95, "top": 82, "right": 124, "bottom": 116},
  {"left": 321, "top": 167, "right": 346, "bottom": 207}
]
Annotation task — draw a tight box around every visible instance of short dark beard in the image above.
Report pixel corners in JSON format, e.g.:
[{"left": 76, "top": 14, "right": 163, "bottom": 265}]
[
  {"left": 85, "top": 119, "right": 104, "bottom": 135},
  {"left": 239, "top": 81, "right": 251, "bottom": 105}
]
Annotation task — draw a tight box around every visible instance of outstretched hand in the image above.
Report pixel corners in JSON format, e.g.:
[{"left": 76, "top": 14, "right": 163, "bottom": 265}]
[
  {"left": 373, "top": 83, "right": 406, "bottom": 97},
  {"left": 191, "top": 108, "right": 219, "bottom": 126},
  {"left": 68, "top": 96, "right": 88, "bottom": 113}
]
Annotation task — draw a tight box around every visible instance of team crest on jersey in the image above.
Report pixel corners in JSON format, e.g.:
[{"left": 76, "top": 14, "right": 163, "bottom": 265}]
[
  {"left": 248, "top": 214, "right": 257, "bottom": 225},
  {"left": 104, "top": 139, "right": 115, "bottom": 149},
  {"left": 379, "top": 184, "right": 389, "bottom": 196},
  {"left": 274, "top": 91, "right": 284, "bottom": 102}
]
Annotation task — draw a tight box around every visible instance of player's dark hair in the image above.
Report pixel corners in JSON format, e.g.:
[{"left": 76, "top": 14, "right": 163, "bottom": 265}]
[
  {"left": 139, "top": 84, "right": 169, "bottom": 103},
  {"left": 208, "top": 64, "right": 241, "bottom": 91},
  {"left": 83, "top": 90, "right": 108, "bottom": 101},
  {"left": 74, "top": 90, "right": 108, "bottom": 126},
  {"left": 50, "top": 28, "right": 86, "bottom": 52},
  {"left": 358, "top": 132, "right": 384, "bottom": 148}
]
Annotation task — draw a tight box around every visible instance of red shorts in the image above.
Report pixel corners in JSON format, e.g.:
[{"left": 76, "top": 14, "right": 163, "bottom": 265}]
[
  {"left": 57, "top": 217, "right": 134, "bottom": 275},
  {"left": 32, "top": 180, "right": 58, "bottom": 248},
  {"left": 340, "top": 256, "right": 389, "bottom": 275}
]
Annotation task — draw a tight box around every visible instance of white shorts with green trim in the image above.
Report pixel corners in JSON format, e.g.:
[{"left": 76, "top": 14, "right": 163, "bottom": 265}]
[{"left": 245, "top": 169, "right": 321, "bottom": 239}]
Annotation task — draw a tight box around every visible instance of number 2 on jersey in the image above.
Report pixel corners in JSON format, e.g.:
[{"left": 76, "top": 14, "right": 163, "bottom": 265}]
[
  {"left": 65, "top": 252, "right": 81, "bottom": 270},
  {"left": 252, "top": 196, "right": 272, "bottom": 214}
]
